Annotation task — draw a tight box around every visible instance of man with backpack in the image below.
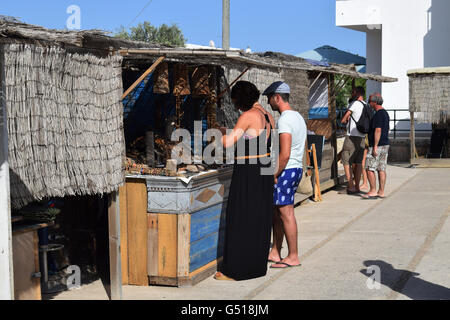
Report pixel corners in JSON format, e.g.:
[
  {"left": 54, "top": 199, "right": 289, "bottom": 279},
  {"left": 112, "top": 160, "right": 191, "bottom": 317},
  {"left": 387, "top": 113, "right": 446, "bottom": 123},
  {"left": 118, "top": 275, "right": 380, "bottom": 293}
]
[{"left": 340, "top": 86, "right": 372, "bottom": 194}]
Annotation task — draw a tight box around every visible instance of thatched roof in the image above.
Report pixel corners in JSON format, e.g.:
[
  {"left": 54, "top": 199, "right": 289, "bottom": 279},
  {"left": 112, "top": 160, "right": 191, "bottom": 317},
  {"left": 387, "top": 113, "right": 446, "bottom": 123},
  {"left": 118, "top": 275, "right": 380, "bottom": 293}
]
[
  {"left": 119, "top": 49, "right": 397, "bottom": 83},
  {"left": 0, "top": 20, "right": 398, "bottom": 208},
  {"left": 408, "top": 67, "right": 450, "bottom": 123},
  {"left": 2, "top": 43, "right": 125, "bottom": 209},
  {"left": 0, "top": 19, "right": 397, "bottom": 83},
  {"left": 0, "top": 19, "right": 168, "bottom": 52}
]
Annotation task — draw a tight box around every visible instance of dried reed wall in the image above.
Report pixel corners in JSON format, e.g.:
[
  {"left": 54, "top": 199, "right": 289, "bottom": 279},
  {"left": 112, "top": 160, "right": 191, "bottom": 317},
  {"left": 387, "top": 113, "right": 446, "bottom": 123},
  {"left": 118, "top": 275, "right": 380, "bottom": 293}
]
[
  {"left": 2, "top": 43, "right": 125, "bottom": 209},
  {"left": 409, "top": 73, "right": 450, "bottom": 123}
]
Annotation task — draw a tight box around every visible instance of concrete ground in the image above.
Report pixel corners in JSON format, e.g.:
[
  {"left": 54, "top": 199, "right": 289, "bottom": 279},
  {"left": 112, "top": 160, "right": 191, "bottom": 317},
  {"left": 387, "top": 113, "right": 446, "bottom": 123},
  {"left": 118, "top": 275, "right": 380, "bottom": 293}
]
[{"left": 48, "top": 165, "right": 450, "bottom": 300}]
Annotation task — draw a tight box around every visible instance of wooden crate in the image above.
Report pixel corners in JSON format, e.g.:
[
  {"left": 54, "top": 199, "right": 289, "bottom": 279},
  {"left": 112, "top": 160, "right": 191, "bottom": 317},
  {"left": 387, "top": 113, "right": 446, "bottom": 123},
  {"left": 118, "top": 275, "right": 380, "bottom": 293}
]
[
  {"left": 148, "top": 202, "right": 226, "bottom": 287},
  {"left": 12, "top": 230, "right": 41, "bottom": 300},
  {"left": 120, "top": 167, "right": 232, "bottom": 287},
  {"left": 119, "top": 179, "right": 149, "bottom": 286}
]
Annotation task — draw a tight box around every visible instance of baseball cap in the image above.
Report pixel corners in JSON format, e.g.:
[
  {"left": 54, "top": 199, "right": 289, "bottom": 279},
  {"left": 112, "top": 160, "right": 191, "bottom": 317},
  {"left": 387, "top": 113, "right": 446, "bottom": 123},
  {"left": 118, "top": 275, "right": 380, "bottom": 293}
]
[{"left": 262, "top": 81, "right": 290, "bottom": 96}]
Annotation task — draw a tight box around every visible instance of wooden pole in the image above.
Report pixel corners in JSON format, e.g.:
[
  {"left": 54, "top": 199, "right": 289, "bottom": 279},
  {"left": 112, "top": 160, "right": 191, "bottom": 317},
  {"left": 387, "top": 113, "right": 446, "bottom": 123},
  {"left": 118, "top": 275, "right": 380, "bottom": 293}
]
[
  {"left": 328, "top": 74, "right": 339, "bottom": 181},
  {"left": 206, "top": 67, "right": 218, "bottom": 129},
  {"left": 312, "top": 144, "right": 322, "bottom": 202},
  {"left": 0, "top": 45, "right": 14, "bottom": 300},
  {"left": 305, "top": 141, "right": 312, "bottom": 177},
  {"left": 108, "top": 191, "right": 122, "bottom": 300},
  {"left": 146, "top": 131, "right": 155, "bottom": 168},
  {"left": 222, "top": 0, "right": 230, "bottom": 50},
  {"left": 121, "top": 56, "right": 165, "bottom": 100},
  {"left": 309, "top": 71, "right": 323, "bottom": 90},
  {"left": 410, "top": 111, "right": 416, "bottom": 163},
  {"left": 175, "top": 96, "right": 182, "bottom": 128},
  {"left": 333, "top": 75, "right": 352, "bottom": 97}
]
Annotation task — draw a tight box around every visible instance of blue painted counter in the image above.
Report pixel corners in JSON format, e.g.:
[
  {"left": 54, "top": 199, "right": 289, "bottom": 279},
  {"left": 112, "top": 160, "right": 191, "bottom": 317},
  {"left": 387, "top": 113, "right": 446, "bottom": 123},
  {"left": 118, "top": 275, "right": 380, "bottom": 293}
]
[{"left": 125, "top": 166, "right": 232, "bottom": 287}]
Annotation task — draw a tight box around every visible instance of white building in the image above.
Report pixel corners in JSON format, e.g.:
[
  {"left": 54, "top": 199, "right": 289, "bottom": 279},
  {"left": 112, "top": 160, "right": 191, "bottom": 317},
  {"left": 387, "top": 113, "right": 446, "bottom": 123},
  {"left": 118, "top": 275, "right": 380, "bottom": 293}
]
[{"left": 336, "top": 0, "right": 450, "bottom": 135}]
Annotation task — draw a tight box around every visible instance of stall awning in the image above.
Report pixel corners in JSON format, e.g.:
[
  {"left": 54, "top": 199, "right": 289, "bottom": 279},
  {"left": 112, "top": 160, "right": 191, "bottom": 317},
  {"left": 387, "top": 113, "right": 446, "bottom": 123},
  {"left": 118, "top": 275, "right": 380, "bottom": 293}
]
[
  {"left": 408, "top": 67, "right": 450, "bottom": 123},
  {"left": 119, "top": 48, "right": 398, "bottom": 83}
]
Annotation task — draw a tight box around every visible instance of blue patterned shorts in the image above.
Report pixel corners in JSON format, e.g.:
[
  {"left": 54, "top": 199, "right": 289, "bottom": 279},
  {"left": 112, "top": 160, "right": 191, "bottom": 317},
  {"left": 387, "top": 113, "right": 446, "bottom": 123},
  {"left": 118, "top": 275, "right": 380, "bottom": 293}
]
[{"left": 274, "top": 168, "right": 303, "bottom": 206}]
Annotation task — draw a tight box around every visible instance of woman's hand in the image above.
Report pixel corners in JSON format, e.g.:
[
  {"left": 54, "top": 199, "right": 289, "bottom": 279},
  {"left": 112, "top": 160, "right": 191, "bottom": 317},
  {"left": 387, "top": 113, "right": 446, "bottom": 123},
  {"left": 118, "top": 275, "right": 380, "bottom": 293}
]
[{"left": 222, "top": 113, "right": 249, "bottom": 148}]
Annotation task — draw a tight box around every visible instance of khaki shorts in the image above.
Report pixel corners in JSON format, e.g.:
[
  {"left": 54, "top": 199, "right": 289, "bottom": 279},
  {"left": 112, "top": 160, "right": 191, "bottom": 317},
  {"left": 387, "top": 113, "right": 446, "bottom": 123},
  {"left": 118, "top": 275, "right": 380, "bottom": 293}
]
[
  {"left": 366, "top": 145, "right": 390, "bottom": 171},
  {"left": 341, "top": 136, "right": 365, "bottom": 165}
]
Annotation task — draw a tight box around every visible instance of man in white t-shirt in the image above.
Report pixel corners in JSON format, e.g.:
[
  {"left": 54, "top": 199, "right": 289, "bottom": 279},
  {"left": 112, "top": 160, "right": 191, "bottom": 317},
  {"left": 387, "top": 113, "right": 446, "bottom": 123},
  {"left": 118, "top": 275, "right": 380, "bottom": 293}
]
[
  {"left": 340, "top": 86, "right": 366, "bottom": 194},
  {"left": 263, "top": 81, "right": 306, "bottom": 269}
]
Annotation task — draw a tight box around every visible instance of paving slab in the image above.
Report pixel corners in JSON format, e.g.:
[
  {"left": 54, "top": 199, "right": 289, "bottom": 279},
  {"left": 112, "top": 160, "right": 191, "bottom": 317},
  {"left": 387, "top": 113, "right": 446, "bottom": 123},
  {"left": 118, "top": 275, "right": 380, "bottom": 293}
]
[{"left": 48, "top": 165, "right": 450, "bottom": 300}]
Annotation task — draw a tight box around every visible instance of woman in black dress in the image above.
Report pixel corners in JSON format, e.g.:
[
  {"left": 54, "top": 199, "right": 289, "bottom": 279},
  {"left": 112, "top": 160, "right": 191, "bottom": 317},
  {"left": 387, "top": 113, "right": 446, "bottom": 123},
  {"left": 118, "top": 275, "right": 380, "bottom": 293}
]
[{"left": 214, "top": 81, "right": 275, "bottom": 281}]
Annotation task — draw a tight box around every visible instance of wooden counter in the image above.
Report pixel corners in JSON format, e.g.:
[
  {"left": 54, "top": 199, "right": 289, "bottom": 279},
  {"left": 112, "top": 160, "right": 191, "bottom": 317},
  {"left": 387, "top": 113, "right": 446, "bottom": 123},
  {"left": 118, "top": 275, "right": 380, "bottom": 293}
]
[
  {"left": 120, "top": 167, "right": 232, "bottom": 287},
  {"left": 12, "top": 221, "right": 53, "bottom": 300}
]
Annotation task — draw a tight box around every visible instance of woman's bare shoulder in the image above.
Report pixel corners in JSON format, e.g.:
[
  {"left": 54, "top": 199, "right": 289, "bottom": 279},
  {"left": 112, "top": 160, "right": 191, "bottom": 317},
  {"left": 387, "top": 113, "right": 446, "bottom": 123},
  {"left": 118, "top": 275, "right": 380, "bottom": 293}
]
[{"left": 241, "top": 108, "right": 260, "bottom": 119}]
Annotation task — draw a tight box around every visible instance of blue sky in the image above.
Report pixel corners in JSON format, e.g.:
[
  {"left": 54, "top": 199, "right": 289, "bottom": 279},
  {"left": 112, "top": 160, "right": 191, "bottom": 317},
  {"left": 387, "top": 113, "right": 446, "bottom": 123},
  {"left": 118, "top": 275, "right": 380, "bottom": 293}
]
[{"left": 0, "top": 0, "right": 366, "bottom": 57}]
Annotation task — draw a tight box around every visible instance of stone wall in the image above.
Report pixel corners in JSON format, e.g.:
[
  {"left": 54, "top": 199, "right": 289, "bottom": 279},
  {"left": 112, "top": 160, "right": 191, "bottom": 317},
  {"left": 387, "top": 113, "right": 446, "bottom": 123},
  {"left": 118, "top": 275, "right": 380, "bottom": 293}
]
[{"left": 217, "top": 66, "right": 310, "bottom": 127}]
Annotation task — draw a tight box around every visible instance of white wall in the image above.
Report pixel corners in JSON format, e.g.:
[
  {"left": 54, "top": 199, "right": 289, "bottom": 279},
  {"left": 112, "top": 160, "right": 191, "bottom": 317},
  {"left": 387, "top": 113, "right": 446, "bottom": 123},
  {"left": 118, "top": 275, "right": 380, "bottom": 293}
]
[
  {"left": 337, "top": 0, "right": 450, "bottom": 134},
  {"left": 366, "top": 29, "right": 382, "bottom": 97},
  {"left": 336, "top": 0, "right": 382, "bottom": 29},
  {"left": 423, "top": 0, "right": 450, "bottom": 68},
  {"left": 0, "top": 47, "right": 13, "bottom": 300},
  {"left": 380, "top": 0, "right": 431, "bottom": 111}
]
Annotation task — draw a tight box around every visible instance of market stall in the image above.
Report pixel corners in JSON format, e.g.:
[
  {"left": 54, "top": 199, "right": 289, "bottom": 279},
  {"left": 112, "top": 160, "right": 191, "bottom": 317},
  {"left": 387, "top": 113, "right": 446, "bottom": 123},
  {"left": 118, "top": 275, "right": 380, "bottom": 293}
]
[
  {"left": 0, "top": 20, "right": 399, "bottom": 297},
  {"left": 118, "top": 53, "right": 245, "bottom": 286},
  {"left": 408, "top": 67, "right": 450, "bottom": 167},
  {"left": 0, "top": 20, "right": 132, "bottom": 299},
  {"left": 117, "top": 49, "right": 398, "bottom": 286}
]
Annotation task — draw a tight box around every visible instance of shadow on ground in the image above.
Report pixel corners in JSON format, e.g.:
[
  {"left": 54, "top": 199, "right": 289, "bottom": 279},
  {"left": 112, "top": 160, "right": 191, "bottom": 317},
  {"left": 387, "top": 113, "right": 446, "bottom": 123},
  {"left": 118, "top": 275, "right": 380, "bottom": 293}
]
[{"left": 360, "top": 260, "right": 450, "bottom": 300}]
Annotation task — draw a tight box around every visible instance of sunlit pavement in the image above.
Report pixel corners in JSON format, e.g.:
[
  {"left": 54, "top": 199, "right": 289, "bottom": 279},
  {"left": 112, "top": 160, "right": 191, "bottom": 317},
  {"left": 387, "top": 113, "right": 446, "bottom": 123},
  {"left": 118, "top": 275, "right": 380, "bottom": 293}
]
[{"left": 49, "top": 165, "right": 450, "bottom": 300}]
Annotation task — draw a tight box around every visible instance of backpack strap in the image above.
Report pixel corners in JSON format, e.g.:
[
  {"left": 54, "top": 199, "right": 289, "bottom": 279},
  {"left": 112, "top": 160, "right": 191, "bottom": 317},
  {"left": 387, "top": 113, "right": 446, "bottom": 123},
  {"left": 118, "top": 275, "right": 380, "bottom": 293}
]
[{"left": 349, "top": 100, "right": 366, "bottom": 124}]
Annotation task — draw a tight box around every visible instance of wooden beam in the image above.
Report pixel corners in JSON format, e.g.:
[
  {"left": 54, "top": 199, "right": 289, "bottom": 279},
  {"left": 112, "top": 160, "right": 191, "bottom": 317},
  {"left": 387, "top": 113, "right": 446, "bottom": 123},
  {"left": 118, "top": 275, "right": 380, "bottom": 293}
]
[
  {"left": 177, "top": 214, "right": 190, "bottom": 278},
  {"left": 217, "top": 67, "right": 251, "bottom": 100},
  {"left": 126, "top": 179, "right": 148, "bottom": 286},
  {"left": 312, "top": 144, "right": 322, "bottom": 202},
  {"left": 332, "top": 75, "right": 352, "bottom": 97},
  {"left": 146, "top": 131, "right": 155, "bottom": 168},
  {"left": 0, "top": 45, "right": 14, "bottom": 300},
  {"left": 147, "top": 214, "right": 159, "bottom": 277},
  {"left": 328, "top": 74, "right": 339, "bottom": 180},
  {"left": 117, "top": 48, "right": 397, "bottom": 83},
  {"left": 108, "top": 191, "right": 122, "bottom": 300},
  {"left": 118, "top": 186, "right": 128, "bottom": 285},
  {"left": 305, "top": 142, "right": 312, "bottom": 177},
  {"left": 121, "top": 56, "right": 165, "bottom": 100},
  {"left": 158, "top": 214, "right": 177, "bottom": 278},
  {"left": 12, "top": 231, "right": 40, "bottom": 300},
  {"left": 309, "top": 71, "right": 323, "bottom": 90},
  {"left": 331, "top": 75, "right": 345, "bottom": 96}
]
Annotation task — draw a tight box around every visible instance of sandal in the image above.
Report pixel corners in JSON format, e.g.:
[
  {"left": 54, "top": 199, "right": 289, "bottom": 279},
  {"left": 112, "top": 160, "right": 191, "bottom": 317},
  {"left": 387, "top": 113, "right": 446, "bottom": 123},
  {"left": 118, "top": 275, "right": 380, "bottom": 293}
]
[{"left": 214, "top": 272, "right": 236, "bottom": 281}]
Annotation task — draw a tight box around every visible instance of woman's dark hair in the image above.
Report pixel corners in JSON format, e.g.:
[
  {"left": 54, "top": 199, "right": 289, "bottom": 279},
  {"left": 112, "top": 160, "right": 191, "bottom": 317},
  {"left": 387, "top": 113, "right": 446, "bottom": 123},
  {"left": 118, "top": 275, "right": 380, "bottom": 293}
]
[{"left": 230, "top": 81, "right": 260, "bottom": 111}]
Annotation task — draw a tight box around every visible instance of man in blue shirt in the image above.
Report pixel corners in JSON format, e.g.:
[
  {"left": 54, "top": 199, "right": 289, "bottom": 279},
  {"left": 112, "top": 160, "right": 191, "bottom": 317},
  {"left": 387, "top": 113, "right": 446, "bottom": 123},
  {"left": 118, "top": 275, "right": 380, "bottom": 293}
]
[{"left": 362, "top": 93, "right": 390, "bottom": 199}]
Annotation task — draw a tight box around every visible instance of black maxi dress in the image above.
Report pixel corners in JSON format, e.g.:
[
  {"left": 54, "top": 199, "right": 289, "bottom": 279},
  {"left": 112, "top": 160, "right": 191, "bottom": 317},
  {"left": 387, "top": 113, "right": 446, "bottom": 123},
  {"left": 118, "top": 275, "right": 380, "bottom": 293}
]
[{"left": 220, "top": 112, "right": 274, "bottom": 281}]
